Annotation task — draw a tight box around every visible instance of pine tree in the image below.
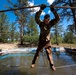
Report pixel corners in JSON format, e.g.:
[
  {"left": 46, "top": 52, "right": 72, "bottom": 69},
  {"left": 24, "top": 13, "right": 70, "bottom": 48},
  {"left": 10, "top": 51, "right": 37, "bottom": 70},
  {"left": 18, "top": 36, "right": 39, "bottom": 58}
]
[
  {"left": 26, "top": 16, "right": 39, "bottom": 36},
  {"left": 53, "top": 0, "right": 76, "bottom": 32},
  {"left": 6, "top": 0, "right": 31, "bottom": 44},
  {"left": 0, "top": 12, "right": 10, "bottom": 42}
]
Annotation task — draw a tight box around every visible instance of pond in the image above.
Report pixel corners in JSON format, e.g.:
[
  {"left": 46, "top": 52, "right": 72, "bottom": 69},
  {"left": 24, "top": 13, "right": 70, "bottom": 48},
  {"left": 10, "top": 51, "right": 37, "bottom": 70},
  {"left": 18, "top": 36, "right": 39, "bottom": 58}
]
[{"left": 0, "top": 48, "right": 76, "bottom": 75}]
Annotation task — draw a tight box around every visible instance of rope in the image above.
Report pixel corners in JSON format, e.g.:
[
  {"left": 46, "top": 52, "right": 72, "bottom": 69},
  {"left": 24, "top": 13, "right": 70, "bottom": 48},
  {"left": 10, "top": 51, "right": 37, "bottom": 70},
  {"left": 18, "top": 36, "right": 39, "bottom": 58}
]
[{"left": 0, "top": 5, "right": 76, "bottom": 12}]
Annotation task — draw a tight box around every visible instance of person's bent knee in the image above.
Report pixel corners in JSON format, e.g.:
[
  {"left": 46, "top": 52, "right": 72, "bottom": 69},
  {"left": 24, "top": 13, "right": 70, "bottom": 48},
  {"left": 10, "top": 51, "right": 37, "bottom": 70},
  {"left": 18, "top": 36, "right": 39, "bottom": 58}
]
[{"left": 45, "top": 47, "right": 52, "bottom": 54}]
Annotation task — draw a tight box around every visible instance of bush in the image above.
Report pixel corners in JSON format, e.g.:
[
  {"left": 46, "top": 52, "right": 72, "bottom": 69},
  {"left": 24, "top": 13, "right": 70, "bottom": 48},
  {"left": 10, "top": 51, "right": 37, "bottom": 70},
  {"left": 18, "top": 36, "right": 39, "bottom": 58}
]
[{"left": 23, "top": 35, "right": 39, "bottom": 46}]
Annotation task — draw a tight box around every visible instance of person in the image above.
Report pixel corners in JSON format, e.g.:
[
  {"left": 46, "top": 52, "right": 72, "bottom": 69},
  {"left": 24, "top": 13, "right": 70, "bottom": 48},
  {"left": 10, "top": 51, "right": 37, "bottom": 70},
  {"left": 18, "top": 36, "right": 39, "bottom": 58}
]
[{"left": 31, "top": 4, "right": 60, "bottom": 71}]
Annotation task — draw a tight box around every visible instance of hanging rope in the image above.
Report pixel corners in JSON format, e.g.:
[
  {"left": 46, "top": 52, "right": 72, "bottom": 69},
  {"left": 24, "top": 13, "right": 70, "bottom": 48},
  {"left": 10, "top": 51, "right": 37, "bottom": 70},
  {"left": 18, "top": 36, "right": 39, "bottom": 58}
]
[{"left": 0, "top": 5, "right": 76, "bottom": 12}]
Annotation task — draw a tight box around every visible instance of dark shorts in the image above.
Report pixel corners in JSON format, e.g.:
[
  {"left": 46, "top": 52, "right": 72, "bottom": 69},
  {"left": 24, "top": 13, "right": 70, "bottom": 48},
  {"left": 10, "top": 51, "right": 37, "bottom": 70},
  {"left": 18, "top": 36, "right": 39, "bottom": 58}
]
[{"left": 38, "top": 39, "right": 51, "bottom": 49}]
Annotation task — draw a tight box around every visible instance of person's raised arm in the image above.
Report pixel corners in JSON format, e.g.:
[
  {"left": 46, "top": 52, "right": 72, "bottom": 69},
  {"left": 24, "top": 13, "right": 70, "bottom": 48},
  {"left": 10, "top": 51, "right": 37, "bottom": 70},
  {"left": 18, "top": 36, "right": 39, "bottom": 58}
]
[
  {"left": 50, "top": 5, "right": 60, "bottom": 26},
  {"left": 35, "top": 4, "right": 46, "bottom": 25}
]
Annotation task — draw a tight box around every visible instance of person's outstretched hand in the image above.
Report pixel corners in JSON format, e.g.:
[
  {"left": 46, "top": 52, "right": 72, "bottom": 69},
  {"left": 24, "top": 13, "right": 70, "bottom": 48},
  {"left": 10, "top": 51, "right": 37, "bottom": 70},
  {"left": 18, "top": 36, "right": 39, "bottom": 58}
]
[
  {"left": 50, "top": 5, "right": 54, "bottom": 11},
  {"left": 40, "top": 4, "right": 46, "bottom": 10}
]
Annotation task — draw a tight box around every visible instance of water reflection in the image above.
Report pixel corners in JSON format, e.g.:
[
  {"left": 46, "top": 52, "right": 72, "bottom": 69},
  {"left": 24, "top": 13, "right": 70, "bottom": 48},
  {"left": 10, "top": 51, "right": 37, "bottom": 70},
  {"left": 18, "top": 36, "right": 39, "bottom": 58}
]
[
  {"left": 0, "top": 48, "right": 76, "bottom": 75},
  {"left": 66, "top": 52, "right": 76, "bottom": 62},
  {"left": 65, "top": 48, "right": 76, "bottom": 62}
]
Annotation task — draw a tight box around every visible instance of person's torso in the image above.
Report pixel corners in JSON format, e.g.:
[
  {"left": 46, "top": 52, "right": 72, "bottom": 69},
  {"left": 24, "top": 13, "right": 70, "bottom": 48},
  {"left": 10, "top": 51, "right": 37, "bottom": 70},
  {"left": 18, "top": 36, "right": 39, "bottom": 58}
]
[{"left": 39, "top": 22, "right": 51, "bottom": 41}]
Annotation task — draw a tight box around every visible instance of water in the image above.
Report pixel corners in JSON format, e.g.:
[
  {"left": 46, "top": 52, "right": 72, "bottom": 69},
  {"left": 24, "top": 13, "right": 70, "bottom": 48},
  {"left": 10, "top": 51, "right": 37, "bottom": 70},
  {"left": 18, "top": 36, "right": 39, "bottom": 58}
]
[{"left": 0, "top": 48, "right": 76, "bottom": 75}]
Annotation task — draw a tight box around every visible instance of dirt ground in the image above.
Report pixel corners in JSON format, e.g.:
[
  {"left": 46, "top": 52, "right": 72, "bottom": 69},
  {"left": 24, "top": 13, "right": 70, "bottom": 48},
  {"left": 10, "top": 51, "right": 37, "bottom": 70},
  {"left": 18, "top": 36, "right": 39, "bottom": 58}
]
[
  {"left": 0, "top": 43, "right": 76, "bottom": 50},
  {"left": 0, "top": 43, "right": 57, "bottom": 50},
  {"left": 0, "top": 43, "right": 19, "bottom": 50}
]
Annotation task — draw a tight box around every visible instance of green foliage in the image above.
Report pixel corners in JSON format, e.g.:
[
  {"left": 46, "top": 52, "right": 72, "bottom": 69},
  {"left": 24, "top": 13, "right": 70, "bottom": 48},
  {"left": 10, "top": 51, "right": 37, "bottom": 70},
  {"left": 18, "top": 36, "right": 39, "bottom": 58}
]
[
  {"left": 63, "top": 23, "right": 76, "bottom": 44},
  {"left": 51, "top": 23, "right": 64, "bottom": 45},
  {"left": 53, "top": 0, "right": 76, "bottom": 32},
  {"left": 25, "top": 16, "right": 39, "bottom": 36},
  {"left": 0, "top": 12, "right": 10, "bottom": 42},
  {"left": 23, "top": 16, "right": 39, "bottom": 45},
  {"left": 23, "top": 35, "right": 39, "bottom": 45},
  {"left": 63, "top": 32, "right": 76, "bottom": 44},
  {"left": 6, "top": 0, "right": 31, "bottom": 44},
  {"left": 8, "top": 22, "right": 16, "bottom": 42},
  {"left": 51, "top": 35, "right": 56, "bottom": 44},
  {"left": 14, "top": 31, "right": 20, "bottom": 41},
  {"left": 51, "top": 35, "right": 63, "bottom": 44},
  {"left": 1, "top": 0, "right": 75, "bottom": 45}
]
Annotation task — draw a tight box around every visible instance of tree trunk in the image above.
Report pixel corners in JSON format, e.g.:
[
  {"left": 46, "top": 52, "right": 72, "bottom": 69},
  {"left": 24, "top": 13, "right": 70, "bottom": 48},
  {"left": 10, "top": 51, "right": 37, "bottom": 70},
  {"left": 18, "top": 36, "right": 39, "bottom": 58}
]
[{"left": 20, "top": 24, "right": 24, "bottom": 45}]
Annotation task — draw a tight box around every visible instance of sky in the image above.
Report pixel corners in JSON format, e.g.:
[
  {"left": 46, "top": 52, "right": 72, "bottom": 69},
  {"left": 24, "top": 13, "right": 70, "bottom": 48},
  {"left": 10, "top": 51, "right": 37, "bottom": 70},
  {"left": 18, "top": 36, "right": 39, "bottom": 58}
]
[
  {"left": 0, "top": 0, "right": 55, "bottom": 21},
  {"left": 0, "top": 0, "right": 73, "bottom": 30}
]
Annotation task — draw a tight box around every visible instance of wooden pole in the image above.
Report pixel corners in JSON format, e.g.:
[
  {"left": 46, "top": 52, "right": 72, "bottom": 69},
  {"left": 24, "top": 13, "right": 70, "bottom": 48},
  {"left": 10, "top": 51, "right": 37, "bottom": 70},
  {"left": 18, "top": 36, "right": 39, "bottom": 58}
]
[
  {"left": 50, "top": 6, "right": 76, "bottom": 9},
  {"left": 0, "top": 5, "right": 76, "bottom": 12},
  {"left": 0, "top": 5, "right": 41, "bottom": 12}
]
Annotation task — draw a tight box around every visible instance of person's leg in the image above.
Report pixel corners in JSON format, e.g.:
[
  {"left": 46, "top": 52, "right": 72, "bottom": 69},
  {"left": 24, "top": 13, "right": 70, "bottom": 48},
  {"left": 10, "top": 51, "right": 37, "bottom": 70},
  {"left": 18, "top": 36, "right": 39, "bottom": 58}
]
[
  {"left": 31, "top": 46, "right": 43, "bottom": 68},
  {"left": 45, "top": 46, "right": 56, "bottom": 71}
]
